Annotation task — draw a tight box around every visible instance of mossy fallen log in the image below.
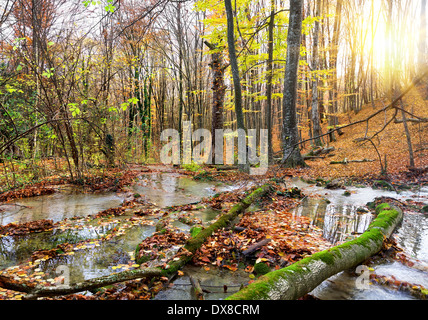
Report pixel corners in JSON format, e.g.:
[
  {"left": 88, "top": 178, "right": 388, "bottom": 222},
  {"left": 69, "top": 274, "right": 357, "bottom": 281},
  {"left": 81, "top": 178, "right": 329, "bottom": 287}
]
[
  {"left": 156, "top": 184, "right": 272, "bottom": 276},
  {"left": 227, "top": 203, "right": 403, "bottom": 300},
  {"left": 0, "top": 268, "right": 162, "bottom": 300}
]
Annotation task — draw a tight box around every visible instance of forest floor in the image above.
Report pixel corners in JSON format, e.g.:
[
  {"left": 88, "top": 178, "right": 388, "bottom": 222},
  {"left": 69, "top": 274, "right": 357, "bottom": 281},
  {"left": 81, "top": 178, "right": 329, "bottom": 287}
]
[
  {"left": 288, "top": 85, "right": 428, "bottom": 184},
  {"left": 197, "top": 84, "right": 428, "bottom": 188}
]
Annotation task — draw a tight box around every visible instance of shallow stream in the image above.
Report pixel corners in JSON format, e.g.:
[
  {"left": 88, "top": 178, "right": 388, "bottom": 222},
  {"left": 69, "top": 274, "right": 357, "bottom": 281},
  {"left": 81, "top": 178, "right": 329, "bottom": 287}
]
[{"left": 0, "top": 173, "right": 427, "bottom": 300}]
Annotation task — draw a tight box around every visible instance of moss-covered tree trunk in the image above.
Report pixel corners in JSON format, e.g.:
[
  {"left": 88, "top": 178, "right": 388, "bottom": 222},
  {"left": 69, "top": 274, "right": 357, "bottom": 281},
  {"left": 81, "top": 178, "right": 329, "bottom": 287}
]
[
  {"left": 0, "top": 268, "right": 162, "bottom": 300},
  {"left": 155, "top": 184, "right": 272, "bottom": 275},
  {"left": 227, "top": 203, "right": 403, "bottom": 300}
]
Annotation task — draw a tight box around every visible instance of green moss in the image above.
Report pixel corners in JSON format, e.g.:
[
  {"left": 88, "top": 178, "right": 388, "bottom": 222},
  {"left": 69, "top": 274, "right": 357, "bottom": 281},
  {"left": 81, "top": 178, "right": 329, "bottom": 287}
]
[
  {"left": 193, "top": 170, "right": 214, "bottom": 181},
  {"left": 254, "top": 262, "right": 271, "bottom": 275},
  {"left": 373, "top": 180, "right": 394, "bottom": 191},
  {"left": 181, "top": 162, "right": 202, "bottom": 172},
  {"left": 135, "top": 254, "right": 151, "bottom": 265},
  {"left": 375, "top": 203, "right": 391, "bottom": 215},
  {"left": 366, "top": 201, "right": 376, "bottom": 210},
  {"left": 370, "top": 206, "right": 400, "bottom": 230},
  {"left": 422, "top": 205, "right": 428, "bottom": 213},
  {"left": 190, "top": 226, "right": 203, "bottom": 238}
]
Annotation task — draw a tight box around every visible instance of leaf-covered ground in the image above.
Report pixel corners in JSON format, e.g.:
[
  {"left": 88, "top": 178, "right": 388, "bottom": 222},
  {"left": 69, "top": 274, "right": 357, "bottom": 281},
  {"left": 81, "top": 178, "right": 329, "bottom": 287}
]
[{"left": 290, "top": 86, "right": 428, "bottom": 182}]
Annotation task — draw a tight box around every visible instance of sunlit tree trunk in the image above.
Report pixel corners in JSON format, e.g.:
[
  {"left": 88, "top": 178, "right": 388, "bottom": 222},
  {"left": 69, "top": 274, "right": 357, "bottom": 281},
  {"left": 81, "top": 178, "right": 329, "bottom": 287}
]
[
  {"left": 224, "top": 0, "right": 245, "bottom": 132},
  {"left": 419, "top": 0, "right": 427, "bottom": 70},
  {"left": 328, "top": 0, "right": 343, "bottom": 142}
]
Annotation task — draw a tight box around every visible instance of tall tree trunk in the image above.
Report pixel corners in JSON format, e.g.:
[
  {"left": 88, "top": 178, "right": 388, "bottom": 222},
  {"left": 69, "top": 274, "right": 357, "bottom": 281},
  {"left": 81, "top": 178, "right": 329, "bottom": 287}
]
[
  {"left": 419, "top": 0, "right": 428, "bottom": 98},
  {"left": 385, "top": 0, "right": 393, "bottom": 101},
  {"left": 310, "top": 0, "right": 323, "bottom": 147},
  {"left": 419, "top": 0, "right": 427, "bottom": 70},
  {"left": 370, "top": 0, "right": 376, "bottom": 108},
  {"left": 176, "top": 3, "right": 185, "bottom": 161},
  {"left": 281, "top": 0, "right": 306, "bottom": 168},
  {"left": 399, "top": 99, "right": 415, "bottom": 168},
  {"left": 204, "top": 41, "right": 225, "bottom": 164},
  {"left": 224, "top": 0, "right": 245, "bottom": 132},
  {"left": 328, "top": 0, "right": 343, "bottom": 141},
  {"left": 265, "top": 0, "right": 275, "bottom": 161},
  {"left": 224, "top": 0, "right": 248, "bottom": 172}
]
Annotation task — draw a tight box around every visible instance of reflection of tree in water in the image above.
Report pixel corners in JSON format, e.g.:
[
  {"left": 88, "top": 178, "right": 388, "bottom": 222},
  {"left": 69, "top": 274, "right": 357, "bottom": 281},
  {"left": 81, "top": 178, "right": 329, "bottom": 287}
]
[{"left": 395, "top": 213, "right": 428, "bottom": 263}]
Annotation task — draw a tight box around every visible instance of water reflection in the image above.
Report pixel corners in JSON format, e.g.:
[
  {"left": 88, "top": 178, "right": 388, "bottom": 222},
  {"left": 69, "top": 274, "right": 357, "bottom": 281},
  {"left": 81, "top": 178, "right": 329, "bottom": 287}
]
[
  {"left": 132, "top": 173, "right": 237, "bottom": 208},
  {"left": 291, "top": 196, "right": 373, "bottom": 244},
  {"left": 0, "top": 191, "right": 124, "bottom": 225},
  {"left": 394, "top": 213, "right": 428, "bottom": 264}
]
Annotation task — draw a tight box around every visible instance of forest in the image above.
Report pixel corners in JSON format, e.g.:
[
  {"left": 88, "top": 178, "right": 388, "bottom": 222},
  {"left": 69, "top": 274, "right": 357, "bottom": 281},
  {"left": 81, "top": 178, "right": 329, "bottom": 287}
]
[{"left": 0, "top": 0, "right": 427, "bottom": 304}]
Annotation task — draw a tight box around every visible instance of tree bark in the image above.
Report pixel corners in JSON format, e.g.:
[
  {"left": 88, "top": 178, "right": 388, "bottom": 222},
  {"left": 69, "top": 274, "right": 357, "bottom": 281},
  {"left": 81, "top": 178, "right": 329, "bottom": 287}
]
[
  {"left": 265, "top": 0, "right": 275, "bottom": 161},
  {"left": 328, "top": 0, "right": 343, "bottom": 140},
  {"left": 204, "top": 41, "right": 225, "bottom": 164},
  {"left": 419, "top": 0, "right": 427, "bottom": 70},
  {"left": 399, "top": 98, "right": 415, "bottom": 168},
  {"left": 224, "top": 0, "right": 248, "bottom": 172},
  {"left": 227, "top": 203, "right": 403, "bottom": 300},
  {"left": 224, "top": 0, "right": 245, "bottom": 132},
  {"left": 281, "top": 0, "right": 306, "bottom": 168},
  {"left": 310, "top": 0, "right": 323, "bottom": 147}
]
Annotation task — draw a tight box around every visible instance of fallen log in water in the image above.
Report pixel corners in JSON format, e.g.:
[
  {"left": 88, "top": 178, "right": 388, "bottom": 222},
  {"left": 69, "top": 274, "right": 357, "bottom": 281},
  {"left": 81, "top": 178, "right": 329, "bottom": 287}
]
[
  {"left": 156, "top": 184, "right": 272, "bottom": 275},
  {"left": 227, "top": 203, "right": 403, "bottom": 300},
  {"left": 0, "top": 268, "right": 162, "bottom": 300}
]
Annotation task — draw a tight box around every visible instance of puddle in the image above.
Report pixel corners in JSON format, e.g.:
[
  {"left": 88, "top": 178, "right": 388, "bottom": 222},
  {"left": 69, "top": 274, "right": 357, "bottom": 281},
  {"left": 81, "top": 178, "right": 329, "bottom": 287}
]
[
  {"left": 0, "top": 173, "right": 234, "bottom": 287},
  {"left": 154, "top": 265, "right": 250, "bottom": 300},
  {"left": 0, "top": 190, "right": 124, "bottom": 225},
  {"left": 291, "top": 196, "right": 373, "bottom": 244},
  {"left": 309, "top": 259, "right": 428, "bottom": 300},
  {"left": 309, "top": 269, "right": 418, "bottom": 300},
  {"left": 394, "top": 212, "right": 428, "bottom": 264},
  {"left": 132, "top": 173, "right": 239, "bottom": 208},
  {"left": 36, "top": 223, "right": 156, "bottom": 284}
]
